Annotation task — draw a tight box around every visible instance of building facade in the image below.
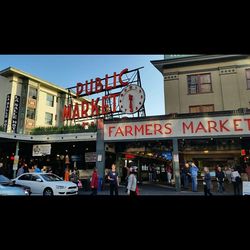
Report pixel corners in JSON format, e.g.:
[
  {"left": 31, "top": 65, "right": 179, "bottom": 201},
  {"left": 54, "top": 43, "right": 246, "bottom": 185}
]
[
  {"left": 0, "top": 67, "right": 92, "bottom": 134},
  {"left": 152, "top": 55, "right": 250, "bottom": 115},
  {"left": 150, "top": 55, "right": 250, "bottom": 174}
]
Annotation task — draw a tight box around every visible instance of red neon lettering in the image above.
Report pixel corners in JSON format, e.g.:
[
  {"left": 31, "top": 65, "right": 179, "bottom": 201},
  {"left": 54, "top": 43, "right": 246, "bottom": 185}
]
[
  {"left": 182, "top": 122, "right": 194, "bottom": 134},
  {"left": 105, "top": 74, "right": 113, "bottom": 91},
  {"left": 63, "top": 105, "right": 72, "bottom": 120},
  {"left": 119, "top": 68, "right": 129, "bottom": 86},
  {"left": 95, "top": 78, "right": 103, "bottom": 93},
  {"left": 76, "top": 83, "right": 83, "bottom": 97},
  {"left": 110, "top": 93, "right": 120, "bottom": 112},
  {"left": 73, "top": 103, "right": 79, "bottom": 119},
  {"left": 81, "top": 101, "right": 89, "bottom": 117},
  {"left": 208, "top": 120, "right": 219, "bottom": 133},
  {"left": 91, "top": 98, "right": 100, "bottom": 116},
  {"left": 233, "top": 119, "right": 243, "bottom": 131},
  {"left": 164, "top": 123, "right": 172, "bottom": 134},
  {"left": 135, "top": 125, "right": 144, "bottom": 136},
  {"left": 244, "top": 118, "right": 250, "bottom": 130},
  {"left": 101, "top": 95, "right": 109, "bottom": 115},
  {"left": 85, "top": 80, "right": 93, "bottom": 95},
  {"left": 115, "top": 127, "right": 124, "bottom": 137},
  {"left": 125, "top": 125, "right": 133, "bottom": 136},
  {"left": 113, "top": 72, "right": 117, "bottom": 88},
  {"left": 108, "top": 126, "right": 115, "bottom": 137},
  {"left": 195, "top": 122, "right": 207, "bottom": 133},
  {"left": 145, "top": 124, "right": 153, "bottom": 135},
  {"left": 219, "top": 120, "right": 230, "bottom": 132},
  {"left": 154, "top": 124, "right": 163, "bottom": 135}
]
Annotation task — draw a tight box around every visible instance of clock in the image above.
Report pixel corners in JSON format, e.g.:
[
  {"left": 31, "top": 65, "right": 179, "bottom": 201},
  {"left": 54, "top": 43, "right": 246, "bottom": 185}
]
[{"left": 118, "top": 84, "right": 145, "bottom": 114}]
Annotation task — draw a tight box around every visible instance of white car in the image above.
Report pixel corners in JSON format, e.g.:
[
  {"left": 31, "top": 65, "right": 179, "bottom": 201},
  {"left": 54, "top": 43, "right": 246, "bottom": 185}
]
[{"left": 13, "top": 173, "right": 78, "bottom": 196}]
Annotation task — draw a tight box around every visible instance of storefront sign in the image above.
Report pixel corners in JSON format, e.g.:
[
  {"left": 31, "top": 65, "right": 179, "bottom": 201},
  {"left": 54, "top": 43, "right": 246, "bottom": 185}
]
[
  {"left": 85, "top": 152, "right": 96, "bottom": 162},
  {"left": 63, "top": 68, "right": 145, "bottom": 121},
  {"left": 104, "top": 115, "right": 250, "bottom": 141},
  {"left": 3, "top": 94, "right": 11, "bottom": 132},
  {"left": 64, "top": 68, "right": 129, "bottom": 120},
  {"left": 11, "top": 95, "right": 20, "bottom": 133},
  {"left": 32, "top": 144, "right": 51, "bottom": 156}
]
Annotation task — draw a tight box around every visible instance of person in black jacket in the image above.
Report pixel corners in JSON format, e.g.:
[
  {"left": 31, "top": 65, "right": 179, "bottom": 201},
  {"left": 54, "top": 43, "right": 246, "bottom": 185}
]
[
  {"left": 203, "top": 167, "right": 213, "bottom": 196},
  {"left": 216, "top": 167, "right": 225, "bottom": 193}
]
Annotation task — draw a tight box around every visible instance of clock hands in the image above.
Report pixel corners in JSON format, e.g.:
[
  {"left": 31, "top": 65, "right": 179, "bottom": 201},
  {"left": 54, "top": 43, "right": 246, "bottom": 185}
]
[{"left": 129, "top": 94, "right": 133, "bottom": 113}]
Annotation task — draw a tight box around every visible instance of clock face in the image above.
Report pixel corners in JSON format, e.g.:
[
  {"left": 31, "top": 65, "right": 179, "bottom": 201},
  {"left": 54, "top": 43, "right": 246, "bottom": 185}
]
[{"left": 118, "top": 84, "right": 145, "bottom": 114}]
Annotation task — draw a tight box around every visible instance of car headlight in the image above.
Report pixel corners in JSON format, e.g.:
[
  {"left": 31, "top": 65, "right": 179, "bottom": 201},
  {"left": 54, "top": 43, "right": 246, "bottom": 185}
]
[
  {"left": 24, "top": 190, "right": 29, "bottom": 195},
  {"left": 56, "top": 185, "right": 67, "bottom": 189}
]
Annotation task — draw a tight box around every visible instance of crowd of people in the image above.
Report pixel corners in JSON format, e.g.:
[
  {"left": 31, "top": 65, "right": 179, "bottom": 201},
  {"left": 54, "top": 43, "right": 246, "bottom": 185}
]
[{"left": 180, "top": 161, "right": 249, "bottom": 195}]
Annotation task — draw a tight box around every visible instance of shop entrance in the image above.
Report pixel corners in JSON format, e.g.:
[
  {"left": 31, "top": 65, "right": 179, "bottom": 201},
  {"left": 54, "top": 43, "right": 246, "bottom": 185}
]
[{"left": 106, "top": 140, "right": 173, "bottom": 185}]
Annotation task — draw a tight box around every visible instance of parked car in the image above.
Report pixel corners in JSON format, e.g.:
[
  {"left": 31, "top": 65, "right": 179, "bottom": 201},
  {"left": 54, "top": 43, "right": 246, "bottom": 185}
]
[
  {"left": 0, "top": 175, "right": 31, "bottom": 195},
  {"left": 0, "top": 184, "right": 30, "bottom": 196},
  {"left": 13, "top": 173, "right": 78, "bottom": 196}
]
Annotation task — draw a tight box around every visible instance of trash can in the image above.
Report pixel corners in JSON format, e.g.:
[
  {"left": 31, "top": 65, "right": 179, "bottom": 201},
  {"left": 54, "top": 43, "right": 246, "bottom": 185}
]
[{"left": 98, "top": 177, "right": 103, "bottom": 191}]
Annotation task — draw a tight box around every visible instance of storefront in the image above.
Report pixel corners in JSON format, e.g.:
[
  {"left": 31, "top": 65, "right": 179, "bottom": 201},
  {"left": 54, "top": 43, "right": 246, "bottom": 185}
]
[{"left": 104, "top": 110, "right": 250, "bottom": 189}]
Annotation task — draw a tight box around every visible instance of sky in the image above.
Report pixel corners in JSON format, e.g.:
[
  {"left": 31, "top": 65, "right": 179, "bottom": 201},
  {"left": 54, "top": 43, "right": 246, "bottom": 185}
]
[{"left": 0, "top": 55, "right": 164, "bottom": 116}]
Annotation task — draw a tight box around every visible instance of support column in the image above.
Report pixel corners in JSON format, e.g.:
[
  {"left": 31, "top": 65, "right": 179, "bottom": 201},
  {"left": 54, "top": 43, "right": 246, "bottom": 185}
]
[
  {"left": 13, "top": 141, "right": 19, "bottom": 178},
  {"left": 96, "top": 119, "right": 105, "bottom": 178},
  {"left": 173, "top": 138, "right": 181, "bottom": 192}
]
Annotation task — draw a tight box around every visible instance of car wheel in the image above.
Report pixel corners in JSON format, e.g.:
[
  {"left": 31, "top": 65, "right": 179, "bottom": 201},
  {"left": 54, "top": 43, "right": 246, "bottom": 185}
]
[{"left": 43, "top": 188, "right": 53, "bottom": 196}]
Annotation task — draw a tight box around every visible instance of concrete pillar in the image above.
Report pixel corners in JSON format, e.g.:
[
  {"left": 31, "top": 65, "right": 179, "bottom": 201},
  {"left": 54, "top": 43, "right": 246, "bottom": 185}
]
[{"left": 173, "top": 138, "right": 181, "bottom": 192}]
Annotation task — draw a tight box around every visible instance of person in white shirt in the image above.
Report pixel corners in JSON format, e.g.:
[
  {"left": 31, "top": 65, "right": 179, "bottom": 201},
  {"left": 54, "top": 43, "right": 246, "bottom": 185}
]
[
  {"left": 127, "top": 167, "right": 138, "bottom": 196},
  {"left": 231, "top": 167, "right": 241, "bottom": 195}
]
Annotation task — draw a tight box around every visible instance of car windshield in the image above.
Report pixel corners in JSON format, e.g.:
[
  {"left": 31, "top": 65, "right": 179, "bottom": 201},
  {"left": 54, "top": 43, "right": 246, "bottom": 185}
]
[
  {"left": 41, "top": 174, "right": 63, "bottom": 182},
  {"left": 0, "top": 175, "right": 11, "bottom": 183}
]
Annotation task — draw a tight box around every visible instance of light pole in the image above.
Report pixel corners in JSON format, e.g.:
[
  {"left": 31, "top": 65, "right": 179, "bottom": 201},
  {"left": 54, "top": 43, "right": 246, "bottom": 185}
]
[{"left": 13, "top": 141, "right": 19, "bottom": 178}]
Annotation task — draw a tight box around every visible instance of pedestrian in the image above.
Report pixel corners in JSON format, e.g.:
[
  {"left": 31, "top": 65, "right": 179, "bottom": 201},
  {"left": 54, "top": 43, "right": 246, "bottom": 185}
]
[
  {"left": 70, "top": 166, "right": 79, "bottom": 185},
  {"left": 216, "top": 166, "right": 225, "bottom": 193},
  {"left": 245, "top": 164, "right": 250, "bottom": 181},
  {"left": 166, "top": 164, "right": 173, "bottom": 185},
  {"left": 34, "top": 164, "right": 41, "bottom": 173},
  {"left": 107, "top": 163, "right": 119, "bottom": 196},
  {"left": 203, "top": 167, "right": 213, "bottom": 196},
  {"left": 64, "top": 165, "right": 70, "bottom": 181},
  {"left": 225, "top": 166, "right": 232, "bottom": 184},
  {"left": 183, "top": 162, "right": 190, "bottom": 190},
  {"left": 42, "top": 166, "right": 47, "bottom": 173},
  {"left": 148, "top": 164, "right": 153, "bottom": 182},
  {"left": 127, "top": 166, "right": 138, "bottom": 196},
  {"left": 189, "top": 161, "right": 199, "bottom": 192},
  {"left": 231, "top": 167, "right": 241, "bottom": 196},
  {"left": 90, "top": 167, "right": 98, "bottom": 195},
  {"left": 16, "top": 163, "right": 25, "bottom": 177}
]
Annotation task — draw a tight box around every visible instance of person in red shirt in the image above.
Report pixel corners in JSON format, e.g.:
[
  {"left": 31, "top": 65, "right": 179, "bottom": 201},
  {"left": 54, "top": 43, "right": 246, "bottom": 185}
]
[{"left": 90, "top": 167, "right": 99, "bottom": 195}]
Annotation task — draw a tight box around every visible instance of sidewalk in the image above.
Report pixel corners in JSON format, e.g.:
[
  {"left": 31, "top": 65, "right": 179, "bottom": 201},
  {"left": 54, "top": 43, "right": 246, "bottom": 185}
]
[{"left": 78, "top": 181, "right": 235, "bottom": 196}]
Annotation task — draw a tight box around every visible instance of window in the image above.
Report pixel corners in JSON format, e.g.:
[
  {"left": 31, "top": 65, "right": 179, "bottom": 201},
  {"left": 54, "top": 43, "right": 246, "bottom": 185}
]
[
  {"left": 31, "top": 174, "right": 42, "bottom": 182},
  {"left": 29, "top": 87, "right": 37, "bottom": 99},
  {"left": 46, "top": 94, "right": 54, "bottom": 107},
  {"left": 45, "top": 112, "right": 53, "bottom": 125},
  {"left": 189, "top": 105, "right": 214, "bottom": 113},
  {"left": 187, "top": 73, "right": 212, "bottom": 94},
  {"left": 246, "top": 69, "right": 250, "bottom": 89},
  {"left": 18, "top": 174, "right": 32, "bottom": 181},
  {"left": 26, "top": 108, "right": 36, "bottom": 120}
]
